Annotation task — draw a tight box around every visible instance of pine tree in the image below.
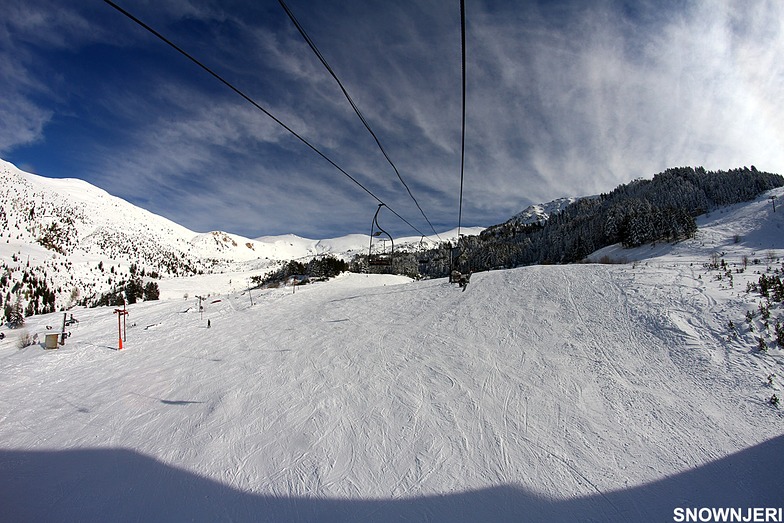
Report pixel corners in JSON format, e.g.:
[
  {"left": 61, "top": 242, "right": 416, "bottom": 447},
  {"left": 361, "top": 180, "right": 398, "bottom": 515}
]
[
  {"left": 125, "top": 277, "right": 144, "bottom": 304},
  {"left": 144, "top": 282, "right": 160, "bottom": 301},
  {"left": 7, "top": 295, "right": 25, "bottom": 327}
]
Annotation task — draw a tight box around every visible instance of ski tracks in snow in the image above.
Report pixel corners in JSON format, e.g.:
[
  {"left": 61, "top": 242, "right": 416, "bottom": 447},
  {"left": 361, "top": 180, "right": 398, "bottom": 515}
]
[{"left": 2, "top": 269, "right": 781, "bottom": 521}]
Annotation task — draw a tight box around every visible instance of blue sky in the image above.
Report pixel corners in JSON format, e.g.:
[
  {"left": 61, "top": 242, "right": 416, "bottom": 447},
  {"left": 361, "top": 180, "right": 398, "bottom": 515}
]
[{"left": 2, "top": 0, "right": 783, "bottom": 238}]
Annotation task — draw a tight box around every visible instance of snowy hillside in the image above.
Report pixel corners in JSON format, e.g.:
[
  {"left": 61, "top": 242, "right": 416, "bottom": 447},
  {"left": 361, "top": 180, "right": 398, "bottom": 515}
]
[
  {"left": 507, "top": 196, "right": 583, "bottom": 225},
  {"left": 0, "top": 159, "right": 481, "bottom": 311},
  {"left": 1, "top": 189, "right": 783, "bottom": 521},
  {"left": 590, "top": 186, "right": 784, "bottom": 264}
]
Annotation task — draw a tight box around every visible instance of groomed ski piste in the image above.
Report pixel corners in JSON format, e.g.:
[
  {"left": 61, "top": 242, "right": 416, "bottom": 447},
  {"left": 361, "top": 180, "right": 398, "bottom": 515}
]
[{"left": 1, "top": 189, "right": 783, "bottom": 522}]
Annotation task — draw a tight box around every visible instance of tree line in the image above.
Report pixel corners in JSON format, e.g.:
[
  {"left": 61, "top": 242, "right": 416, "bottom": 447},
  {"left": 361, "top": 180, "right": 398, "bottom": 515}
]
[
  {"left": 355, "top": 166, "right": 783, "bottom": 277},
  {"left": 252, "top": 256, "right": 349, "bottom": 288}
]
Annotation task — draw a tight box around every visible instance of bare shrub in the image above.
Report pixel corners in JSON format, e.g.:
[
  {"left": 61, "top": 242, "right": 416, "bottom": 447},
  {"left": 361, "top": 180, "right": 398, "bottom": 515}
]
[{"left": 18, "top": 330, "right": 33, "bottom": 349}]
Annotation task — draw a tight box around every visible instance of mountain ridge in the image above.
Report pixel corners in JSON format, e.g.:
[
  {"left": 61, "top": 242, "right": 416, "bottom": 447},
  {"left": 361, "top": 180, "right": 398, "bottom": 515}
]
[
  {"left": 3, "top": 158, "right": 783, "bottom": 314},
  {"left": 0, "top": 158, "right": 478, "bottom": 311}
]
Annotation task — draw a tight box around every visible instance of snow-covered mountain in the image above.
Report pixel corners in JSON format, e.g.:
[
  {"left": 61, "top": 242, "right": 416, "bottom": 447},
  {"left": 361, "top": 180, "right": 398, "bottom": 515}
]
[
  {"left": 252, "top": 227, "right": 483, "bottom": 263},
  {"left": 0, "top": 159, "right": 480, "bottom": 309},
  {"left": 1, "top": 158, "right": 387, "bottom": 265},
  {"left": 1, "top": 182, "right": 782, "bottom": 521},
  {"left": 506, "top": 196, "right": 591, "bottom": 226}
]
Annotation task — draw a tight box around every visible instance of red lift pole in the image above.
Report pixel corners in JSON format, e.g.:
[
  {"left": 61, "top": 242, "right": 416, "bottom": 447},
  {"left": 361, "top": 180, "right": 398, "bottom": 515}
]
[{"left": 114, "top": 306, "right": 128, "bottom": 350}]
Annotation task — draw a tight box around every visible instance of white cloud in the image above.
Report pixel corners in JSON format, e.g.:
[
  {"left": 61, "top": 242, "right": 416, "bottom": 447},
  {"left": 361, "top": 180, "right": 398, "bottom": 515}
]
[
  {"left": 453, "top": 0, "right": 784, "bottom": 218},
  {"left": 2, "top": 0, "right": 783, "bottom": 237},
  {"left": 0, "top": 97, "right": 52, "bottom": 153}
]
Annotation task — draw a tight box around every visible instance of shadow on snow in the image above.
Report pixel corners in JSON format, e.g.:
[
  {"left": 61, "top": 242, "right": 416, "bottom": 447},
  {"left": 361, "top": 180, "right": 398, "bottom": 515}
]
[{"left": 1, "top": 435, "right": 783, "bottom": 522}]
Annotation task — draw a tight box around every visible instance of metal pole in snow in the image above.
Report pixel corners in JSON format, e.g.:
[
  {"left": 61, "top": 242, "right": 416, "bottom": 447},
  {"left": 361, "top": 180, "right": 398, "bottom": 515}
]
[
  {"left": 60, "top": 312, "right": 67, "bottom": 345},
  {"left": 116, "top": 310, "right": 122, "bottom": 350},
  {"left": 114, "top": 308, "right": 128, "bottom": 350}
]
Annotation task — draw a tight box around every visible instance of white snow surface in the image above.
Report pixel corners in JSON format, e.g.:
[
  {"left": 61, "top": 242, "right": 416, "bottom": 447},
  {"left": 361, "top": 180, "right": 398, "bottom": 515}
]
[{"left": 2, "top": 169, "right": 784, "bottom": 521}]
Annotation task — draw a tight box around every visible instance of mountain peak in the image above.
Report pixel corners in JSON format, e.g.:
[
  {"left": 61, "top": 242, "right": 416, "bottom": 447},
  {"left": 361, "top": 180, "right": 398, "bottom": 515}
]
[{"left": 508, "top": 197, "right": 584, "bottom": 226}]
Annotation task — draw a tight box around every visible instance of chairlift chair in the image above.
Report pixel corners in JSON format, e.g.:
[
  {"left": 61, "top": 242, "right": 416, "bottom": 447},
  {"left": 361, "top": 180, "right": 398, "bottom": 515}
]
[
  {"left": 417, "top": 235, "right": 430, "bottom": 264},
  {"left": 368, "top": 204, "right": 394, "bottom": 269}
]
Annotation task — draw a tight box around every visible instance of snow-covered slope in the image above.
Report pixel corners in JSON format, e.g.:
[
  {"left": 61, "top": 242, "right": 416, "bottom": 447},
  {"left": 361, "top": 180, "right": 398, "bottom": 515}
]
[
  {"left": 2, "top": 158, "right": 482, "bottom": 266},
  {"left": 0, "top": 159, "right": 483, "bottom": 309},
  {"left": 507, "top": 196, "right": 584, "bottom": 225},
  {"left": 1, "top": 187, "right": 783, "bottom": 521},
  {"left": 589, "top": 186, "right": 784, "bottom": 263},
  {"left": 1, "top": 158, "right": 204, "bottom": 256},
  {"left": 0, "top": 159, "right": 261, "bottom": 305}
]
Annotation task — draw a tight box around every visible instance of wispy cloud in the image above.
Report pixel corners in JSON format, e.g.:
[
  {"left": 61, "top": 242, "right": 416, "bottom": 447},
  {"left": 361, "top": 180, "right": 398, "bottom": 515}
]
[
  {"left": 2, "top": 0, "right": 783, "bottom": 238},
  {"left": 458, "top": 0, "right": 784, "bottom": 211}
]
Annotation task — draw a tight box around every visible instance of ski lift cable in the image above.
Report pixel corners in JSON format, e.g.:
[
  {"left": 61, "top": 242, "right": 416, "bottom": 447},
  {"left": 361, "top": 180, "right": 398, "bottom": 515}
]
[
  {"left": 102, "top": 0, "right": 428, "bottom": 238},
  {"left": 278, "top": 0, "right": 442, "bottom": 242},
  {"left": 457, "top": 0, "right": 467, "bottom": 241},
  {"left": 448, "top": 0, "right": 468, "bottom": 281}
]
